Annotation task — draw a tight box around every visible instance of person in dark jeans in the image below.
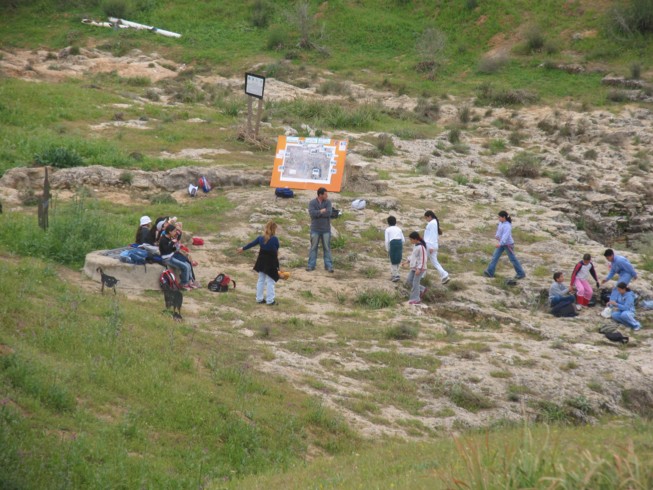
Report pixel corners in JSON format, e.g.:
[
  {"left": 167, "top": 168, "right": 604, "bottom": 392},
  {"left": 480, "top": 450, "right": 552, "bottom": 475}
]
[
  {"left": 306, "top": 187, "right": 334, "bottom": 272},
  {"left": 549, "top": 271, "right": 577, "bottom": 316}
]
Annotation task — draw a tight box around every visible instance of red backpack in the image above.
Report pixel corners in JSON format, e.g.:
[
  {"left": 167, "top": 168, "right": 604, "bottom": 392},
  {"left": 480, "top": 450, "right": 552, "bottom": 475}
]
[
  {"left": 159, "top": 268, "right": 181, "bottom": 291},
  {"left": 208, "top": 273, "right": 236, "bottom": 292}
]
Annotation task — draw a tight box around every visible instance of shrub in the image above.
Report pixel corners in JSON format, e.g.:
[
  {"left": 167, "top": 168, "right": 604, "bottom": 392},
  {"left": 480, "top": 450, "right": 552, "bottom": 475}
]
[
  {"left": 630, "top": 62, "right": 642, "bottom": 79},
  {"left": 317, "top": 80, "right": 350, "bottom": 96},
  {"left": 476, "top": 83, "right": 538, "bottom": 106},
  {"left": 584, "top": 149, "right": 598, "bottom": 160},
  {"left": 458, "top": 105, "right": 471, "bottom": 124},
  {"left": 119, "top": 171, "right": 133, "bottom": 185},
  {"left": 502, "top": 152, "right": 541, "bottom": 179},
  {"left": 149, "top": 193, "right": 177, "bottom": 205},
  {"left": 607, "top": 0, "right": 653, "bottom": 36},
  {"left": 102, "top": 0, "right": 131, "bottom": 19},
  {"left": 448, "top": 383, "right": 496, "bottom": 412},
  {"left": 250, "top": 0, "right": 273, "bottom": 28},
  {"left": 34, "top": 146, "right": 84, "bottom": 168},
  {"left": 376, "top": 134, "right": 395, "bottom": 155},
  {"left": 413, "top": 97, "right": 440, "bottom": 122},
  {"left": 477, "top": 54, "right": 508, "bottom": 74},
  {"left": 385, "top": 323, "right": 419, "bottom": 340},
  {"left": 607, "top": 89, "right": 630, "bottom": 102},
  {"left": 266, "top": 27, "right": 286, "bottom": 51},
  {"left": 415, "top": 27, "right": 446, "bottom": 78},
  {"left": 354, "top": 289, "right": 397, "bottom": 309},
  {"left": 448, "top": 128, "right": 461, "bottom": 144}
]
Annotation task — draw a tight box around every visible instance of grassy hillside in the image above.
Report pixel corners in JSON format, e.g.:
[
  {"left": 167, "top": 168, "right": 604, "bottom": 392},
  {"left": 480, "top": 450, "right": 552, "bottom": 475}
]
[{"left": 1, "top": 1, "right": 653, "bottom": 488}]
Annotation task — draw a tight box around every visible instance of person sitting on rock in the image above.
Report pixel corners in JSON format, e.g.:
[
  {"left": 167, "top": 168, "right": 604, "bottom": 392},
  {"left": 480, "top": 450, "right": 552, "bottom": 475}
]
[
  {"left": 607, "top": 282, "right": 641, "bottom": 331},
  {"left": 570, "top": 253, "right": 600, "bottom": 308},
  {"left": 135, "top": 215, "right": 152, "bottom": 244},
  {"left": 159, "top": 224, "right": 194, "bottom": 291},
  {"left": 549, "top": 271, "right": 577, "bottom": 316}
]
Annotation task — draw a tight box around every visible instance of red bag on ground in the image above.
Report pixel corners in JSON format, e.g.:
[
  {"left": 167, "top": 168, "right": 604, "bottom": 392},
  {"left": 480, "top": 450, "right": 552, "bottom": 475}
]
[{"left": 192, "top": 237, "right": 204, "bottom": 246}]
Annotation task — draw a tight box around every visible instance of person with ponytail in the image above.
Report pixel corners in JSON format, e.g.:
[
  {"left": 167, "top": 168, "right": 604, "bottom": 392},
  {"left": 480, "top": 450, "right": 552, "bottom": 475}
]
[
  {"left": 423, "top": 210, "right": 450, "bottom": 284},
  {"left": 483, "top": 210, "right": 526, "bottom": 280},
  {"left": 570, "top": 253, "right": 600, "bottom": 308},
  {"left": 403, "top": 231, "right": 428, "bottom": 305}
]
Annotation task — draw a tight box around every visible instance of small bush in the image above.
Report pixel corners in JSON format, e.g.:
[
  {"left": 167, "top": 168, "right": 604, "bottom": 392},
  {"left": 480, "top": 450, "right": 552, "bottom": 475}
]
[
  {"left": 376, "top": 134, "right": 395, "bottom": 156},
  {"left": 630, "top": 62, "right": 642, "bottom": 79},
  {"left": 34, "top": 146, "right": 84, "bottom": 168},
  {"left": 119, "top": 171, "right": 133, "bottom": 185},
  {"left": 476, "top": 83, "right": 538, "bottom": 106},
  {"left": 453, "top": 174, "right": 468, "bottom": 186},
  {"left": 149, "top": 193, "right": 177, "bottom": 205},
  {"left": 448, "top": 128, "right": 461, "bottom": 144},
  {"left": 448, "top": 383, "right": 496, "bottom": 413},
  {"left": 414, "top": 97, "right": 440, "bottom": 122},
  {"left": 385, "top": 323, "right": 419, "bottom": 340},
  {"left": 266, "top": 28, "right": 287, "bottom": 51},
  {"left": 354, "top": 289, "right": 397, "bottom": 309},
  {"left": 524, "top": 25, "right": 545, "bottom": 53},
  {"left": 250, "top": 0, "right": 273, "bottom": 28},
  {"left": 102, "top": 0, "right": 130, "bottom": 19},
  {"left": 607, "top": 89, "right": 631, "bottom": 102},
  {"left": 508, "top": 131, "right": 525, "bottom": 146},
  {"left": 607, "top": 0, "right": 653, "bottom": 36},
  {"left": 317, "top": 80, "right": 350, "bottom": 96},
  {"left": 477, "top": 54, "right": 508, "bottom": 74},
  {"left": 458, "top": 105, "right": 471, "bottom": 124},
  {"left": 502, "top": 152, "right": 541, "bottom": 179}
]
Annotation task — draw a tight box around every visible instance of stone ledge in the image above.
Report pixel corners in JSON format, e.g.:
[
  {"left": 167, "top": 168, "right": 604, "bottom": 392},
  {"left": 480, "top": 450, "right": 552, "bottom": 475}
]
[{"left": 83, "top": 249, "right": 166, "bottom": 290}]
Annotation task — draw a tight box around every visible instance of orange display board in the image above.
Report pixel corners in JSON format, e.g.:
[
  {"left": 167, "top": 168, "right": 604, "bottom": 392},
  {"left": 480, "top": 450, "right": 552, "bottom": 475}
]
[{"left": 269, "top": 136, "right": 347, "bottom": 192}]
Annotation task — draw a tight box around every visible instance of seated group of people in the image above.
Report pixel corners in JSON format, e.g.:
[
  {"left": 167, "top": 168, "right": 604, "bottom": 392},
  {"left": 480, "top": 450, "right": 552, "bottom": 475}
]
[
  {"left": 135, "top": 215, "right": 200, "bottom": 291},
  {"left": 549, "top": 250, "right": 642, "bottom": 331}
]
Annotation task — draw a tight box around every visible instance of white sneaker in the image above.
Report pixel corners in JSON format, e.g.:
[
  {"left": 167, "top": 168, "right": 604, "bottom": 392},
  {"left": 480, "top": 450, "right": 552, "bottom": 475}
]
[
  {"left": 441, "top": 275, "right": 450, "bottom": 285},
  {"left": 576, "top": 304, "right": 582, "bottom": 311}
]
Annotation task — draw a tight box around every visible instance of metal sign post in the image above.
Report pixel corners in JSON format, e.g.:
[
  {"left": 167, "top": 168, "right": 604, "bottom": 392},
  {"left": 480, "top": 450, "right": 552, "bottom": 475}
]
[{"left": 244, "top": 72, "right": 265, "bottom": 139}]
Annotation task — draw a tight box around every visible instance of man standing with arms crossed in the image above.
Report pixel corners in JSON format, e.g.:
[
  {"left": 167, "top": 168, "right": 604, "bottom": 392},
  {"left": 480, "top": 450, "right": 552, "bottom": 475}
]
[{"left": 307, "top": 187, "right": 334, "bottom": 273}]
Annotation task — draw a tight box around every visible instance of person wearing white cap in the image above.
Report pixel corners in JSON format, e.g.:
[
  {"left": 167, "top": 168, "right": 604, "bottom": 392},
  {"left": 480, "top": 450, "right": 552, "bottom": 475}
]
[{"left": 135, "top": 215, "right": 152, "bottom": 244}]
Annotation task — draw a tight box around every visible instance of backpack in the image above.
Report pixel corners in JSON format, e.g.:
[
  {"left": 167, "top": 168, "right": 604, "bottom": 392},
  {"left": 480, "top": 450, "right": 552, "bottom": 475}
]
[
  {"left": 551, "top": 302, "right": 577, "bottom": 318},
  {"left": 119, "top": 247, "right": 148, "bottom": 266},
  {"left": 600, "top": 288, "right": 612, "bottom": 306},
  {"left": 275, "top": 187, "right": 294, "bottom": 198},
  {"left": 188, "top": 184, "right": 198, "bottom": 197},
  {"left": 331, "top": 208, "right": 341, "bottom": 219},
  {"left": 160, "top": 268, "right": 181, "bottom": 291},
  {"left": 198, "top": 176, "right": 211, "bottom": 193},
  {"left": 208, "top": 273, "right": 236, "bottom": 292}
]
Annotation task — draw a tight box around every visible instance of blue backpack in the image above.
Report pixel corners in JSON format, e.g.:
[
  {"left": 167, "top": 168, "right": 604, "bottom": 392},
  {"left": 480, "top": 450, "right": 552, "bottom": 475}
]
[{"left": 275, "top": 187, "right": 294, "bottom": 198}]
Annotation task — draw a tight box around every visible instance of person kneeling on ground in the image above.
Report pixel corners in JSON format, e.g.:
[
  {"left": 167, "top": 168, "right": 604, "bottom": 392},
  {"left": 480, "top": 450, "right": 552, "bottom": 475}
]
[
  {"left": 549, "top": 271, "right": 577, "bottom": 317},
  {"left": 607, "top": 282, "right": 642, "bottom": 331}
]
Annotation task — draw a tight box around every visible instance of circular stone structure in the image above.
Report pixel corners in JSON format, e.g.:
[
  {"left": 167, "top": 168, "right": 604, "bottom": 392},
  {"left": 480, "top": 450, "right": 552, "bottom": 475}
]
[{"left": 83, "top": 249, "right": 166, "bottom": 290}]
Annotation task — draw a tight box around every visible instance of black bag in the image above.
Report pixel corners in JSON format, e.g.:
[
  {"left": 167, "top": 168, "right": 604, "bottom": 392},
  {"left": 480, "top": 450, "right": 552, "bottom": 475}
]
[
  {"left": 551, "top": 302, "right": 577, "bottom": 318},
  {"left": 604, "top": 331, "right": 629, "bottom": 344},
  {"left": 600, "top": 288, "right": 611, "bottom": 306},
  {"left": 330, "top": 208, "right": 341, "bottom": 219},
  {"left": 208, "top": 273, "right": 236, "bottom": 292}
]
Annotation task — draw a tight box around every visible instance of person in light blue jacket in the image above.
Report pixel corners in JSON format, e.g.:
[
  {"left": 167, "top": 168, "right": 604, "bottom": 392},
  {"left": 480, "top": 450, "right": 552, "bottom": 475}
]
[
  {"left": 483, "top": 210, "right": 526, "bottom": 280},
  {"left": 608, "top": 282, "right": 641, "bottom": 331},
  {"left": 601, "top": 249, "right": 638, "bottom": 302}
]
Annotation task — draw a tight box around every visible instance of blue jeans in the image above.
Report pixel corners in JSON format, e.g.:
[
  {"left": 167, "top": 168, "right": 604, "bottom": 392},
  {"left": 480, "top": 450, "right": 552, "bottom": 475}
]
[
  {"left": 611, "top": 310, "right": 641, "bottom": 330},
  {"left": 308, "top": 231, "right": 333, "bottom": 270},
  {"left": 485, "top": 245, "right": 525, "bottom": 278},
  {"left": 609, "top": 273, "right": 634, "bottom": 302},
  {"left": 256, "top": 272, "right": 275, "bottom": 304},
  {"left": 164, "top": 256, "right": 191, "bottom": 285},
  {"left": 551, "top": 295, "right": 575, "bottom": 307}
]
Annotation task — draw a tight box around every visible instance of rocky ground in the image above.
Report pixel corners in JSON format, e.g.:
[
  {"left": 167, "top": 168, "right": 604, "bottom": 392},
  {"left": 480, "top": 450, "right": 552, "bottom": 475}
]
[{"left": 1, "top": 47, "right": 652, "bottom": 438}]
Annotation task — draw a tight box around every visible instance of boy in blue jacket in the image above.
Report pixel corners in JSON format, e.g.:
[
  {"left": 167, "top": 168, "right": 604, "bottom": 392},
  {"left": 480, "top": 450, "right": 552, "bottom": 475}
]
[
  {"left": 601, "top": 249, "right": 638, "bottom": 302},
  {"left": 607, "top": 282, "right": 641, "bottom": 331}
]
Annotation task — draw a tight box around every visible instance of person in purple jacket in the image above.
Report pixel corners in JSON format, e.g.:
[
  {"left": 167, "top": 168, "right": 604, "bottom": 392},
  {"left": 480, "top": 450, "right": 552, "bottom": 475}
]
[
  {"left": 601, "top": 249, "right": 638, "bottom": 302},
  {"left": 483, "top": 210, "right": 526, "bottom": 280}
]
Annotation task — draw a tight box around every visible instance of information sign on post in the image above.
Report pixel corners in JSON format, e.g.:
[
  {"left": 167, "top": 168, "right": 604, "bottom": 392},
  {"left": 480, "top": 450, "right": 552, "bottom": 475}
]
[{"left": 244, "top": 73, "right": 266, "bottom": 139}]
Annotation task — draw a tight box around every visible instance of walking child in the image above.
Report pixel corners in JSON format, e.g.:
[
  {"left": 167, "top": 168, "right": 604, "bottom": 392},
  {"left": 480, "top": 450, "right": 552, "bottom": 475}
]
[
  {"left": 483, "top": 210, "right": 526, "bottom": 280},
  {"left": 384, "top": 216, "right": 405, "bottom": 282},
  {"left": 423, "top": 210, "right": 450, "bottom": 284},
  {"left": 404, "top": 231, "right": 428, "bottom": 305}
]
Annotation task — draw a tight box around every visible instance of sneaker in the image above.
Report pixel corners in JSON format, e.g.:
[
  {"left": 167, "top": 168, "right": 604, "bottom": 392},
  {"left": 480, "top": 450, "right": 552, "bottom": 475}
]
[
  {"left": 633, "top": 325, "right": 641, "bottom": 332},
  {"left": 181, "top": 284, "right": 192, "bottom": 291},
  {"left": 267, "top": 300, "right": 276, "bottom": 306},
  {"left": 305, "top": 267, "right": 315, "bottom": 272},
  {"left": 327, "top": 268, "right": 334, "bottom": 273},
  {"left": 441, "top": 275, "right": 450, "bottom": 285},
  {"left": 576, "top": 304, "right": 582, "bottom": 311},
  {"left": 514, "top": 275, "right": 526, "bottom": 280},
  {"left": 391, "top": 276, "right": 400, "bottom": 282},
  {"left": 483, "top": 271, "right": 493, "bottom": 278},
  {"left": 257, "top": 300, "right": 265, "bottom": 304},
  {"left": 408, "top": 300, "right": 421, "bottom": 305}
]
